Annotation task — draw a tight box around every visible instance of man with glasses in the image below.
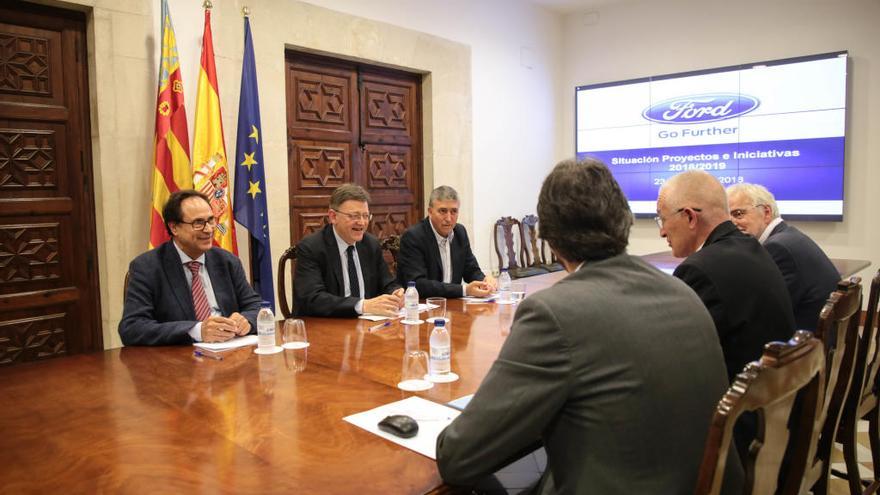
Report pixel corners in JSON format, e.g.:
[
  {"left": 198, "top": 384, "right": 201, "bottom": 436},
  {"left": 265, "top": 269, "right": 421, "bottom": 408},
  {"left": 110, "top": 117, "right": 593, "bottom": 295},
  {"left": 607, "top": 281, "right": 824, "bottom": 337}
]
[
  {"left": 727, "top": 183, "right": 838, "bottom": 331},
  {"left": 294, "top": 183, "right": 403, "bottom": 317},
  {"left": 119, "top": 190, "right": 261, "bottom": 345},
  {"left": 397, "top": 185, "right": 496, "bottom": 298},
  {"left": 656, "top": 171, "right": 795, "bottom": 383}
]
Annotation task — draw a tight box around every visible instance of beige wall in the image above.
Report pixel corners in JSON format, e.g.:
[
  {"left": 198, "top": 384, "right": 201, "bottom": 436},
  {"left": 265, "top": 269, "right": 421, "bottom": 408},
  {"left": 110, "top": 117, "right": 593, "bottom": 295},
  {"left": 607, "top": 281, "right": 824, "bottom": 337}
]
[{"left": 561, "top": 0, "right": 880, "bottom": 280}]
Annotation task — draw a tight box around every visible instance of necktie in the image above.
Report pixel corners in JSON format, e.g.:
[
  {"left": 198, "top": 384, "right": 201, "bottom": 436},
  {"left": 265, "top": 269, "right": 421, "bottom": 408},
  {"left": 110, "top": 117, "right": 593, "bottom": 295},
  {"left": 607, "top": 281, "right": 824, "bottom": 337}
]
[
  {"left": 347, "top": 245, "right": 360, "bottom": 298},
  {"left": 440, "top": 238, "right": 451, "bottom": 283},
  {"left": 187, "top": 261, "right": 212, "bottom": 321}
]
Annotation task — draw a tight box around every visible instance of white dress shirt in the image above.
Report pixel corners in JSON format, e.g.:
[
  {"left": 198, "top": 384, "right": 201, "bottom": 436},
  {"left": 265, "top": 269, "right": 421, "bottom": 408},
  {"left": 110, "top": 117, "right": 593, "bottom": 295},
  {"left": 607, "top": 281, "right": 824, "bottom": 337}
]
[
  {"left": 758, "top": 217, "right": 784, "bottom": 244},
  {"left": 172, "top": 241, "right": 220, "bottom": 342},
  {"left": 430, "top": 222, "right": 454, "bottom": 284},
  {"left": 333, "top": 227, "right": 366, "bottom": 314}
]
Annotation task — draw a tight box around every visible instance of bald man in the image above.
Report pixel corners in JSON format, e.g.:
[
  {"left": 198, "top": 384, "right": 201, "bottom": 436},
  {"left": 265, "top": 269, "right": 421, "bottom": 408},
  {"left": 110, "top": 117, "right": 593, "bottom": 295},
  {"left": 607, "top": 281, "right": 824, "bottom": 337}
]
[{"left": 656, "top": 171, "right": 795, "bottom": 383}]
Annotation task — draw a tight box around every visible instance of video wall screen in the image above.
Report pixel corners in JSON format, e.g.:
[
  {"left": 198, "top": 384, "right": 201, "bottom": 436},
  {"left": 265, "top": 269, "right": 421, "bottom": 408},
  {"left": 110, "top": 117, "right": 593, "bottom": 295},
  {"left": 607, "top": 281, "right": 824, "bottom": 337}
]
[{"left": 576, "top": 51, "right": 848, "bottom": 220}]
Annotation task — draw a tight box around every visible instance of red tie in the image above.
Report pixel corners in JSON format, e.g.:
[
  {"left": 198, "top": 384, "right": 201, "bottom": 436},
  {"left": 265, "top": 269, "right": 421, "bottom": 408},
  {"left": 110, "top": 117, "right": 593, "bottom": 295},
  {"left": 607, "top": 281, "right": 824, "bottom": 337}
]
[{"left": 187, "top": 261, "right": 212, "bottom": 321}]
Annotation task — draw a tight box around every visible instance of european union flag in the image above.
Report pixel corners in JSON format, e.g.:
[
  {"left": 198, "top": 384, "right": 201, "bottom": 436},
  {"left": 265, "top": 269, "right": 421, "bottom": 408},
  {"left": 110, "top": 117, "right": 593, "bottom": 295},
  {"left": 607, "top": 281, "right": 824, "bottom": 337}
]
[{"left": 232, "top": 15, "right": 274, "bottom": 312}]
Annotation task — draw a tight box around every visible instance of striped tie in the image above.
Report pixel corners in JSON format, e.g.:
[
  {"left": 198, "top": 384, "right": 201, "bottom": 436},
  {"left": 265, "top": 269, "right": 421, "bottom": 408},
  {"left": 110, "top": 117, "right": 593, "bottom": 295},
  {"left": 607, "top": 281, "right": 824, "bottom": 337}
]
[{"left": 187, "top": 261, "right": 212, "bottom": 321}]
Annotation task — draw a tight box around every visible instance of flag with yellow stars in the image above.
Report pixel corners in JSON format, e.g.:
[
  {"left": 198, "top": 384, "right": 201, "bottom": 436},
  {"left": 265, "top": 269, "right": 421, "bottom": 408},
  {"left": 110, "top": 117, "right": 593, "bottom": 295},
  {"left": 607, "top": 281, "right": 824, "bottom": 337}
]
[{"left": 232, "top": 14, "right": 274, "bottom": 310}]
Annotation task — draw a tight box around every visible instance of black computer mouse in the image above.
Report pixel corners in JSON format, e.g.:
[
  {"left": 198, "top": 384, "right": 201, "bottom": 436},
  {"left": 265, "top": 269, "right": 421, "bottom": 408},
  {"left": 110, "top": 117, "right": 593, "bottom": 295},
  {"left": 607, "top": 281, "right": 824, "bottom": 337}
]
[{"left": 377, "top": 414, "right": 419, "bottom": 438}]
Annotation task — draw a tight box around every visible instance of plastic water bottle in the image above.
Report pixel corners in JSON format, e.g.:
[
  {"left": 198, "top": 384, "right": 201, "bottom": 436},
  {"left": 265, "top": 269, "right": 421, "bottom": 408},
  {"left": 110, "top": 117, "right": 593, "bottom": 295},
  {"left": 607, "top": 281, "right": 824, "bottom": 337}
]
[
  {"left": 429, "top": 319, "right": 451, "bottom": 375},
  {"left": 404, "top": 281, "right": 419, "bottom": 321},
  {"left": 257, "top": 301, "right": 275, "bottom": 350},
  {"left": 498, "top": 268, "right": 512, "bottom": 302}
]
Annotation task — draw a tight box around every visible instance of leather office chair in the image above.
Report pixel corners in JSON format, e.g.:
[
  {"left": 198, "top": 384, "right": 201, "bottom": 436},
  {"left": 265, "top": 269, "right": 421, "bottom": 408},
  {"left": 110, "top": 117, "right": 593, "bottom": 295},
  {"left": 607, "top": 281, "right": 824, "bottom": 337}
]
[
  {"left": 833, "top": 271, "right": 880, "bottom": 494},
  {"left": 277, "top": 245, "right": 298, "bottom": 319},
  {"left": 380, "top": 235, "right": 401, "bottom": 279},
  {"left": 694, "top": 330, "right": 826, "bottom": 495},
  {"left": 493, "top": 217, "right": 545, "bottom": 279},
  {"left": 805, "top": 278, "right": 863, "bottom": 495}
]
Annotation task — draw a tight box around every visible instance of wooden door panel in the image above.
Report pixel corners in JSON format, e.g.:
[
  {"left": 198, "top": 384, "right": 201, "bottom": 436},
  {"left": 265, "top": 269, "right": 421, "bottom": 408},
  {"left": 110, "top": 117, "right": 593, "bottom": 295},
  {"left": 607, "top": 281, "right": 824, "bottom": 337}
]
[
  {"left": 287, "top": 59, "right": 358, "bottom": 142},
  {"left": 359, "top": 72, "right": 417, "bottom": 146},
  {"left": 0, "top": 3, "right": 99, "bottom": 365},
  {"left": 291, "top": 140, "right": 352, "bottom": 191},
  {"left": 369, "top": 205, "right": 412, "bottom": 238}
]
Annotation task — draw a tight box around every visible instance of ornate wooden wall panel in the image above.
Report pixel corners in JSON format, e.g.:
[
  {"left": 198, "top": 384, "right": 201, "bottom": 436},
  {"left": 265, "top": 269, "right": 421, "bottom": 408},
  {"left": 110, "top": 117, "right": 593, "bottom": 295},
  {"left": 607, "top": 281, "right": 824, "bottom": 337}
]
[
  {"left": 0, "top": 3, "right": 100, "bottom": 365},
  {"left": 286, "top": 52, "right": 422, "bottom": 247}
]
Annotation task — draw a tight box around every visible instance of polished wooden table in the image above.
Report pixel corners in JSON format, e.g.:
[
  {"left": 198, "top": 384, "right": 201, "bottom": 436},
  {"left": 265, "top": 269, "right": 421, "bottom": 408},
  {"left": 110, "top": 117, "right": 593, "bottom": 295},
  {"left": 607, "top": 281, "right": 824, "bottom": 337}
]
[
  {"left": 641, "top": 250, "right": 871, "bottom": 278},
  {"left": 0, "top": 273, "right": 564, "bottom": 494}
]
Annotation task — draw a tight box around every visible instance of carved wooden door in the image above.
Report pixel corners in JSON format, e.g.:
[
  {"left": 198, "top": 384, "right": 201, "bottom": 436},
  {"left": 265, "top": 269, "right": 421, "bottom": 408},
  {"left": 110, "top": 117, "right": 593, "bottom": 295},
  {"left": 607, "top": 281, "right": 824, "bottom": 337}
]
[
  {"left": 0, "top": 3, "right": 101, "bottom": 365},
  {"left": 285, "top": 52, "right": 422, "bottom": 245}
]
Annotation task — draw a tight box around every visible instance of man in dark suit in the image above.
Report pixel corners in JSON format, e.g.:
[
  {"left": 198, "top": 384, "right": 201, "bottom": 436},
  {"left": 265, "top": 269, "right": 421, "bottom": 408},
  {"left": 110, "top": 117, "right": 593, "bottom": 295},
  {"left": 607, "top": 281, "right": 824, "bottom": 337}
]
[
  {"left": 293, "top": 183, "right": 403, "bottom": 317},
  {"left": 727, "top": 183, "right": 839, "bottom": 331},
  {"left": 437, "top": 159, "right": 741, "bottom": 494},
  {"left": 397, "top": 185, "right": 496, "bottom": 298},
  {"left": 119, "top": 190, "right": 261, "bottom": 346},
  {"left": 657, "top": 171, "right": 796, "bottom": 383}
]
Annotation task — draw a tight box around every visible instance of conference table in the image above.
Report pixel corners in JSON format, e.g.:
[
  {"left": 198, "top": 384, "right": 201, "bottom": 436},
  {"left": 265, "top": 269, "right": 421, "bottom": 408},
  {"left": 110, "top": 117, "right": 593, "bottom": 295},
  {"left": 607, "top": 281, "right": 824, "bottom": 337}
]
[
  {"left": 1, "top": 252, "right": 870, "bottom": 493},
  {"left": 0, "top": 272, "right": 565, "bottom": 494},
  {"left": 641, "top": 251, "right": 871, "bottom": 278}
]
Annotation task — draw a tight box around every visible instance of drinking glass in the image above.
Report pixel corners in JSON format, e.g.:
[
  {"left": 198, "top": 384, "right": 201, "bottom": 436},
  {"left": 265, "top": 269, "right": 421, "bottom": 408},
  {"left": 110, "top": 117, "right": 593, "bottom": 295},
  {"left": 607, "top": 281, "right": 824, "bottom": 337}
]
[
  {"left": 398, "top": 350, "right": 433, "bottom": 391},
  {"left": 282, "top": 318, "right": 309, "bottom": 349},
  {"left": 426, "top": 297, "right": 447, "bottom": 322},
  {"left": 510, "top": 282, "right": 526, "bottom": 303}
]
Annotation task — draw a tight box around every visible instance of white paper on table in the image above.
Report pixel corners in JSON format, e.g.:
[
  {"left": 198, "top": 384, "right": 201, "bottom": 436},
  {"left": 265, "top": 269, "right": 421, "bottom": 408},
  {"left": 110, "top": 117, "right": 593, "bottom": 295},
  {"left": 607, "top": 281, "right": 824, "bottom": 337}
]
[
  {"left": 193, "top": 334, "right": 258, "bottom": 351},
  {"left": 359, "top": 303, "right": 438, "bottom": 321},
  {"left": 462, "top": 296, "right": 496, "bottom": 304},
  {"left": 343, "top": 396, "right": 461, "bottom": 459}
]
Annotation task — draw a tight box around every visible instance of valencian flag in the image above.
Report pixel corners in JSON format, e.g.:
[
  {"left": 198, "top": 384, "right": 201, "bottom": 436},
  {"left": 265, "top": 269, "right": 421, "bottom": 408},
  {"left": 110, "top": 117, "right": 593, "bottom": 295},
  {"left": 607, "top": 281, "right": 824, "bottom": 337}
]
[
  {"left": 193, "top": 5, "right": 237, "bottom": 253},
  {"left": 233, "top": 14, "right": 274, "bottom": 311},
  {"left": 149, "top": 0, "right": 191, "bottom": 249}
]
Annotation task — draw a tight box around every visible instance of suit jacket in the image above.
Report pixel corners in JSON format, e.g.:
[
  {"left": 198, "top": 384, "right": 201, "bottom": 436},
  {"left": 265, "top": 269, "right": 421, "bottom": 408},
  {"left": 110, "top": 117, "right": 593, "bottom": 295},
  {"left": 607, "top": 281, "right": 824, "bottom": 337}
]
[
  {"left": 397, "top": 218, "right": 486, "bottom": 298},
  {"left": 764, "top": 221, "right": 840, "bottom": 331},
  {"left": 437, "top": 254, "right": 741, "bottom": 494},
  {"left": 118, "top": 241, "right": 261, "bottom": 346},
  {"left": 674, "top": 221, "right": 796, "bottom": 382},
  {"left": 293, "top": 224, "right": 401, "bottom": 317}
]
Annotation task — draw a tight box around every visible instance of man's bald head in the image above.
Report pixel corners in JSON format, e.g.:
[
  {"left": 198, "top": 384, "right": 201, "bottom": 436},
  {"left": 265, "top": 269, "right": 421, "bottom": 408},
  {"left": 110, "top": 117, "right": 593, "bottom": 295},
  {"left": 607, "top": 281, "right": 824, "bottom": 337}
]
[{"left": 659, "top": 171, "right": 729, "bottom": 224}]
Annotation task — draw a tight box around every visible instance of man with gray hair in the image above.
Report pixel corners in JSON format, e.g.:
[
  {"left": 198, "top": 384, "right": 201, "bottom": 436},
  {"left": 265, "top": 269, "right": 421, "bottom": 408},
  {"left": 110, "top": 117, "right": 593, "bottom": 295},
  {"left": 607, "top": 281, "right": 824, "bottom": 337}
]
[
  {"left": 727, "top": 183, "right": 839, "bottom": 331},
  {"left": 397, "top": 185, "right": 496, "bottom": 298},
  {"left": 656, "top": 171, "right": 795, "bottom": 383},
  {"left": 438, "top": 159, "right": 741, "bottom": 494}
]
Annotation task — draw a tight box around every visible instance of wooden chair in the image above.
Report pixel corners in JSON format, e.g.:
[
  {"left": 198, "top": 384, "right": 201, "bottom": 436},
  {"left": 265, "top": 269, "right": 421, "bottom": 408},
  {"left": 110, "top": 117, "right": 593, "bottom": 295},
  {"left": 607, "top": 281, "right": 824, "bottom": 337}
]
[
  {"left": 694, "top": 330, "right": 826, "bottom": 495},
  {"left": 493, "top": 217, "right": 545, "bottom": 279},
  {"left": 277, "top": 246, "right": 297, "bottom": 319},
  {"left": 805, "top": 277, "right": 863, "bottom": 495},
  {"left": 380, "top": 235, "right": 401, "bottom": 278},
  {"left": 539, "top": 238, "right": 564, "bottom": 273},
  {"left": 521, "top": 214, "right": 563, "bottom": 273},
  {"left": 833, "top": 271, "right": 880, "bottom": 494}
]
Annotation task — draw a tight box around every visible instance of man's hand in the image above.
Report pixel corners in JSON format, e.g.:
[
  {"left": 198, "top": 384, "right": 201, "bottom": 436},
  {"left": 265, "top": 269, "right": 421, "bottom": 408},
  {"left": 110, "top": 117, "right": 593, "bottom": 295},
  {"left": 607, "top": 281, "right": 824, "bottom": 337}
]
[
  {"left": 364, "top": 293, "right": 403, "bottom": 316},
  {"left": 465, "top": 280, "right": 493, "bottom": 298},
  {"left": 200, "top": 316, "right": 238, "bottom": 342},
  {"left": 391, "top": 288, "right": 405, "bottom": 306},
  {"left": 482, "top": 275, "right": 498, "bottom": 292},
  {"left": 229, "top": 312, "right": 251, "bottom": 335}
]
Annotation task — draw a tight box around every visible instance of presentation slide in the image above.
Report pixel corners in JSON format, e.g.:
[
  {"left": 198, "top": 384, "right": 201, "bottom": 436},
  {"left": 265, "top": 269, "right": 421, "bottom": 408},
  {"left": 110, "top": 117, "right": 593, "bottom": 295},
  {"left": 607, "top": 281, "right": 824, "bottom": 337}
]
[{"left": 576, "top": 52, "right": 847, "bottom": 220}]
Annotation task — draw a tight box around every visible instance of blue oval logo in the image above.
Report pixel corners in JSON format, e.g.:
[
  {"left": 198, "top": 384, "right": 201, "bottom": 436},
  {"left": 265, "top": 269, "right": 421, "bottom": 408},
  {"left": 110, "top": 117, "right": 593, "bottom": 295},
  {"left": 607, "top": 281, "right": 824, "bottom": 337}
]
[{"left": 642, "top": 93, "right": 760, "bottom": 124}]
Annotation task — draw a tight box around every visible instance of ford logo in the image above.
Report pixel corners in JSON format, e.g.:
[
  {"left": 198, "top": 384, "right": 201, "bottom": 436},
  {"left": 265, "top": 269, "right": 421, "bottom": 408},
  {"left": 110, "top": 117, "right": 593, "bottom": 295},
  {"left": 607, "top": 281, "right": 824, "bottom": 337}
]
[{"left": 642, "top": 93, "right": 760, "bottom": 124}]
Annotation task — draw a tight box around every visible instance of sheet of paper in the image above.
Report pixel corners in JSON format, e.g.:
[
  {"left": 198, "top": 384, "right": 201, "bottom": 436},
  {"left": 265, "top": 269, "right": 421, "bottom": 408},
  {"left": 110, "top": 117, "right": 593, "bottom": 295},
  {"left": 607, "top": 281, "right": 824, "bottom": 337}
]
[
  {"left": 343, "top": 396, "right": 461, "bottom": 459},
  {"left": 462, "top": 296, "right": 496, "bottom": 304},
  {"left": 359, "top": 303, "right": 438, "bottom": 321},
  {"left": 447, "top": 394, "right": 473, "bottom": 411},
  {"left": 192, "top": 334, "right": 258, "bottom": 351}
]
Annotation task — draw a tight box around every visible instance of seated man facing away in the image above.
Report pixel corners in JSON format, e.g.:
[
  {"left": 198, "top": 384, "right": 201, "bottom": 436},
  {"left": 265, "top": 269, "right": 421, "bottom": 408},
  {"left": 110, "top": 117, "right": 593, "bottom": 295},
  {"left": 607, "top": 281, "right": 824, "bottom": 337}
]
[
  {"left": 119, "top": 190, "right": 261, "bottom": 346},
  {"left": 437, "top": 159, "right": 741, "bottom": 494},
  {"left": 397, "top": 185, "right": 496, "bottom": 298},
  {"left": 656, "top": 171, "right": 795, "bottom": 383},
  {"left": 294, "top": 183, "right": 403, "bottom": 317},
  {"left": 726, "top": 183, "right": 839, "bottom": 331}
]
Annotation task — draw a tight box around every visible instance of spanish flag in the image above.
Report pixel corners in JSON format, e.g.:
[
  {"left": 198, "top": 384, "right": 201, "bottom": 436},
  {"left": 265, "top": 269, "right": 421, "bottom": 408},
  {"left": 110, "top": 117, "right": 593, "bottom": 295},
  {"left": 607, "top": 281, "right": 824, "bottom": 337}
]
[
  {"left": 193, "top": 6, "right": 237, "bottom": 254},
  {"left": 149, "top": 0, "right": 191, "bottom": 249}
]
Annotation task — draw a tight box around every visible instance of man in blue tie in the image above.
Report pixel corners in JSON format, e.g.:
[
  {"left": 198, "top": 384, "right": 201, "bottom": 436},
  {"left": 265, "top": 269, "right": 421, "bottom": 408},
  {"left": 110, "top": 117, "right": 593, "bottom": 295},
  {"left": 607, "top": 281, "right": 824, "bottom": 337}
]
[
  {"left": 294, "top": 183, "right": 404, "bottom": 317},
  {"left": 119, "top": 190, "right": 261, "bottom": 345}
]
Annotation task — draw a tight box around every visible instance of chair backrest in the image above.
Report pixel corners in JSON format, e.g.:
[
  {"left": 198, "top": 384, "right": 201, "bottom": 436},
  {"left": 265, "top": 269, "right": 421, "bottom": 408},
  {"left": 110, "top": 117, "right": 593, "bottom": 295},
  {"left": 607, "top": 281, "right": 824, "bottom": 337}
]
[
  {"left": 694, "top": 330, "right": 826, "bottom": 495},
  {"left": 840, "top": 271, "right": 880, "bottom": 436},
  {"left": 380, "top": 235, "right": 401, "bottom": 278},
  {"left": 493, "top": 216, "right": 522, "bottom": 273},
  {"left": 804, "top": 277, "right": 862, "bottom": 493},
  {"left": 123, "top": 270, "right": 130, "bottom": 299},
  {"left": 520, "top": 215, "right": 542, "bottom": 268},
  {"left": 277, "top": 246, "right": 298, "bottom": 319}
]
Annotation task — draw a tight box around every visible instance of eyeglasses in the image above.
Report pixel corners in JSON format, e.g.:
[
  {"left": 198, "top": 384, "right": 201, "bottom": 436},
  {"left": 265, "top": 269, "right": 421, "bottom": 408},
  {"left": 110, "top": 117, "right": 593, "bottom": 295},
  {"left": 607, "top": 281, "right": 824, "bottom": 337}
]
[
  {"left": 730, "top": 204, "right": 766, "bottom": 220},
  {"left": 178, "top": 217, "right": 217, "bottom": 231},
  {"left": 333, "top": 209, "right": 373, "bottom": 222},
  {"left": 654, "top": 207, "right": 702, "bottom": 229}
]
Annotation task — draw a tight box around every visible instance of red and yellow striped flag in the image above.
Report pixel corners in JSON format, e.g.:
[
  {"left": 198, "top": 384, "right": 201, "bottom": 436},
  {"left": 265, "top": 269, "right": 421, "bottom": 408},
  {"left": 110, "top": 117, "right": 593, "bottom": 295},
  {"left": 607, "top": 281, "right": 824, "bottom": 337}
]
[
  {"left": 193, "top": 7, "right": 237, "bottom": 254},
  {"left": 149, "top": 0, "right": 191, "bottom": 249}
]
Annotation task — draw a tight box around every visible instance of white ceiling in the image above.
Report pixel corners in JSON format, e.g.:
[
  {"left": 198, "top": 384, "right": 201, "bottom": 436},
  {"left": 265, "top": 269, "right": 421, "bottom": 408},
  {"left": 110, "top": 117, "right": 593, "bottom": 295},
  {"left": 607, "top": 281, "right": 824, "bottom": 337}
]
[{"left": 529, "top": 0, "right": 631, "bottom": 14}]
